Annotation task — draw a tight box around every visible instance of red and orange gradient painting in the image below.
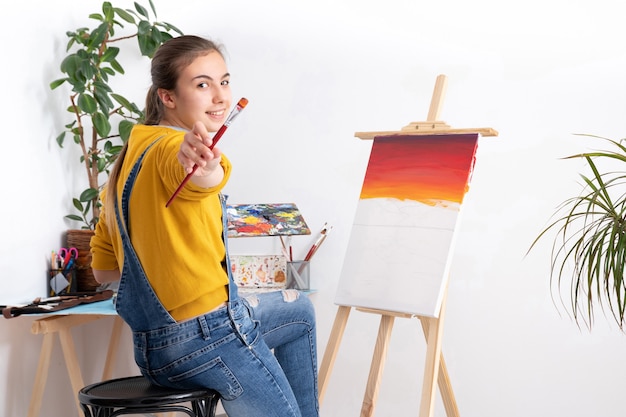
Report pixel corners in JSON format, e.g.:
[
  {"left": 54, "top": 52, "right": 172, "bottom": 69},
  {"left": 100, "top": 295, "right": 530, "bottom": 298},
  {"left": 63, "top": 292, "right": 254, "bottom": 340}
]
[{"left": 360, "top": 134, "right": 479, "bottom": 206}]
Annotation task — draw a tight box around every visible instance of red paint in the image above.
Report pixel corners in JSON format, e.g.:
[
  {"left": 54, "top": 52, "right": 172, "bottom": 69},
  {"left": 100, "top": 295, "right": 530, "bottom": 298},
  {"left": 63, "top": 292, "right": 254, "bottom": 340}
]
[{"left": 360, "top": 134, "right": 479, "bottom": 205}]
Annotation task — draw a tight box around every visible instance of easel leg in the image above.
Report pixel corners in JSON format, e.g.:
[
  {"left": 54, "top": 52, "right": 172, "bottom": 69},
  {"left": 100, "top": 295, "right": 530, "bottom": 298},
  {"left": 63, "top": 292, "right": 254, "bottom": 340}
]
[
  {"left": 419, "top": 315, "right": 443, "bottom": 417},
  {"left": 438, "top": 356, "right": 460, "bottom": 417},
  {"left": 319, "top": 301, "right": 459, "bottom": 417},
  {"left": 27, "top": 333, "right": 54, "bottom": 417},
  {"left": 420, "top": 317, "right": 459, "bottom": 417},
  {"left": 360, "top": 314, "right": 395, "bottom": 417},
  {"left": 418, "top": 291, "right": 452, "bottom": 417},
  {"left": 318, "top": 305, "right": 351, "bottom": 404}
]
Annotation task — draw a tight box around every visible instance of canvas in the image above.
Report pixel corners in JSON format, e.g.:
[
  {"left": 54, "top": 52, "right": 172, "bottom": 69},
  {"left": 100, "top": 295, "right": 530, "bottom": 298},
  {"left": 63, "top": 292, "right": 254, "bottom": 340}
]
[{"left": 334, "top": 133, "right": 480, "bottom": 317}]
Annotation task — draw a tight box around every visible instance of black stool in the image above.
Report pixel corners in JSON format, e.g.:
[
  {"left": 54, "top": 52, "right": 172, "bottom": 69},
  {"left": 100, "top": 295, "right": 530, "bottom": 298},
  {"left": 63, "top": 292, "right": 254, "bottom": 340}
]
[{"left": 78, "top": 375, "right": 220, "bottom": 417}]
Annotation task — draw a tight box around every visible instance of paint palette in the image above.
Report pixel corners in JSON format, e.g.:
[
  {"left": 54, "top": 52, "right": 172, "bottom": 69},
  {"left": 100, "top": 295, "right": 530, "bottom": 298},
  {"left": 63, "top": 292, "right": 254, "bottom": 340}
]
[
  {"left": 226, "top": 203, "right": 311, "bottom": 237},
  {"left": 230, "top": 255, "right": 287, "bottom": 292}
]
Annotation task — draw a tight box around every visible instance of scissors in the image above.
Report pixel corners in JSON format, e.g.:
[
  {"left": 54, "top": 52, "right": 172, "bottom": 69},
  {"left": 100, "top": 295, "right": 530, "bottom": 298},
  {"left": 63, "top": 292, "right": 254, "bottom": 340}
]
[{"left": 58, "top": 247, "right": 78, "bottom": 267}]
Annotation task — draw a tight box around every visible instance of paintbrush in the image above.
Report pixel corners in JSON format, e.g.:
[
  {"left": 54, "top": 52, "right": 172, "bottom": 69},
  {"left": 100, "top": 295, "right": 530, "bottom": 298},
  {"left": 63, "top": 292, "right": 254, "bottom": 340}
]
[
  {"left": 303, "top": 223, "right": 332, "bottom": 262},
  {"left": 166, "top": 97, "right": 249, "bottom": 207}
]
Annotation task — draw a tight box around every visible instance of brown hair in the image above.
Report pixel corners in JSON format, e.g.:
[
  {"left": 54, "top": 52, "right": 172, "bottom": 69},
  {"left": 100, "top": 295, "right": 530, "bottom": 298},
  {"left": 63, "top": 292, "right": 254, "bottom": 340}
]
[
  {"left": 104, "top": 35, "right": 225, "bottom": 236},
  {"left": 144, "top": 35, "right": 225, "bottom": 125}
]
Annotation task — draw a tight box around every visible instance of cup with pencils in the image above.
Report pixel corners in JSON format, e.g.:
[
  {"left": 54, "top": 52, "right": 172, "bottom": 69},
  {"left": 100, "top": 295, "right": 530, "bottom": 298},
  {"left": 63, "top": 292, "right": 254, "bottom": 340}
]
[{"left": 48, "top": 248, "right": 78, "bottom": 296}]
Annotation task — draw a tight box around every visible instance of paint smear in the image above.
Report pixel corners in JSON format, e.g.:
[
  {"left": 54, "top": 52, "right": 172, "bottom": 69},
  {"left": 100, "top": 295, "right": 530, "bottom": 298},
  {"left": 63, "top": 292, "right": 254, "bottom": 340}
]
[{"left": 360, "top": 134, "right": 479, "bottom": 205}]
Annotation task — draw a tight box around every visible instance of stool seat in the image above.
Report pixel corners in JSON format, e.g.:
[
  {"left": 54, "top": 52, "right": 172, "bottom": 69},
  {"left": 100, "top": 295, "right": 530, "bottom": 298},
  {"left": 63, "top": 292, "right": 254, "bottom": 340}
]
[{"left": 78, "top": 375, "right": 220, "bottom": 417}]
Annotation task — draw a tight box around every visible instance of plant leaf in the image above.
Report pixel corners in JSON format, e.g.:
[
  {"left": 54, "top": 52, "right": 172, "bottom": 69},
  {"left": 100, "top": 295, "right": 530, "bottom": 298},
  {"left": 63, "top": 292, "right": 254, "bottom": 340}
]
[
  {"left": 101, "top": 46, "right": 120, "bottom": 63},
  {"left": 118, "top": 120, "right": 135, "bottom": 141},
  {"left": 92, "top": 111, "right": 112, "bottom": 138},
  {"left": 50, "top": 78, "right": 67, "bottom": 90},
  {"left": 113, "top": 7, "right": 136, "bottom": 24},
  {"left": 80, "top": 188, "right": 100, "bottom": 202},
  {"left": 77, "top": 93, "right": 98, "bottom": 114},
  {"left": 55, "top": 132, "right": 66, "bottom": 148},
  {"left": 134, "top": 1, "right": 150, "bottom": 19},
  {"left": 530, "top": 134, "right": 626, "bottom": 329}
]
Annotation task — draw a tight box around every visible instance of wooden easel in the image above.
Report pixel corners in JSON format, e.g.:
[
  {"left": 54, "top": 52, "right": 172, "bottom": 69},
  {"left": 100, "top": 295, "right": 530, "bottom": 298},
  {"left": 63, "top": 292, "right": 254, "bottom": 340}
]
[{"left": 318, "top": 74, "right": 497, "bottom": 417}]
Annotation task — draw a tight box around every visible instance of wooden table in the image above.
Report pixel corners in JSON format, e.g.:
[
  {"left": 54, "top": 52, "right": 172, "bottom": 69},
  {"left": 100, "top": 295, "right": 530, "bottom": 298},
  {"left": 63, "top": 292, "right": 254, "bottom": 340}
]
[{"left": 26, "top": 299, "right": 123, "bottom": 417}]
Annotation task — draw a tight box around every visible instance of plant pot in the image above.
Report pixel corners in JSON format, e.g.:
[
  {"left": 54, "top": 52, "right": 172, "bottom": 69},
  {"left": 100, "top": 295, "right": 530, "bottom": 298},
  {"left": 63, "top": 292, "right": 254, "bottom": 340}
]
[{"left": 65, "top": 229, "right": 99, "bottom": 292}]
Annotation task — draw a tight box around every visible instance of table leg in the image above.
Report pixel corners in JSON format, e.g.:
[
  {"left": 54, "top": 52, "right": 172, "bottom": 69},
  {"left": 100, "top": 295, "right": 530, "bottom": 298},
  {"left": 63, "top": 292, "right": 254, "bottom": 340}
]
[
  {"left": 26, "top": 332, "right": 54, "bottom": 417},
  {"left": 102, "top": 316, "right": 124, "bottom": 380},
  {"left": 58, "top": 325, "right": 86, "bottom": 416},
  {"left": 28, "top": 314, "right": 113, "bottom": 417}
]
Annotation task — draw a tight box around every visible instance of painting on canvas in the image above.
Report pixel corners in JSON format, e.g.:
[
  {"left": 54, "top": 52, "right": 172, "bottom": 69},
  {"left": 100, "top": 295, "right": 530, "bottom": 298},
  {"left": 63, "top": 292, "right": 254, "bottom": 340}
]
[{"left": 334, "top": 133, "right": 480, "bottom": 317}]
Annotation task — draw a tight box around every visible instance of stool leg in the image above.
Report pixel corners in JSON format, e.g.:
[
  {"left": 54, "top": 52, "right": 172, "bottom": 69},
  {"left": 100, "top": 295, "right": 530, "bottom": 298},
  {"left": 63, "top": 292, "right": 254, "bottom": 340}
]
[
  {"left": 191, "top": 395, "right": 219, "bottom": 417},
  {"left": 78, "top": 403, "right": 93, "bottom": 417},
  {"left": 79, "top": 404, "right": 112, "bottom": 417}
]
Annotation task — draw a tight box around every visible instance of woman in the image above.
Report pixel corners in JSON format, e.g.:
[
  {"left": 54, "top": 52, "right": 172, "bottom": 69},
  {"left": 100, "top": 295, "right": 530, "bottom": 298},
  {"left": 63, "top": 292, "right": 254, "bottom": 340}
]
[{"left": 90, "top": 35, "right": 319, "bottom": 417}]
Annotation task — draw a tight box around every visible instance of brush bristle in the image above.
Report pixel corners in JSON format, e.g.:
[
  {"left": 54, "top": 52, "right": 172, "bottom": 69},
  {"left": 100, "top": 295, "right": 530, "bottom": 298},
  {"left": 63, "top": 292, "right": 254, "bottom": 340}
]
[{"left": 237, "top": 97, "right": 249, "bottom": 108}]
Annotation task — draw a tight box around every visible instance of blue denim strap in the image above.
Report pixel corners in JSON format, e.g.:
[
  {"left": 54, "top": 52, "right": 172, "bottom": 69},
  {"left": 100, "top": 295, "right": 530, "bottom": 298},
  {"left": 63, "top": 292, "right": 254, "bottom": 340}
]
[
  {"left": 113, "top": 138, "right": 239, "bottom": 331},
  {"left": 113, "top": 138, "right": 175, "bottom": 330}
]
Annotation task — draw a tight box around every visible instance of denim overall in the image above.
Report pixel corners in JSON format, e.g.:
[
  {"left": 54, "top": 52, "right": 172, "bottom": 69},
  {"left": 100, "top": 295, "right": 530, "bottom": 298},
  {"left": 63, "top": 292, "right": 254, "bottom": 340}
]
[{"left": 113, "top": 143, "right": 319, "bottom": 417}]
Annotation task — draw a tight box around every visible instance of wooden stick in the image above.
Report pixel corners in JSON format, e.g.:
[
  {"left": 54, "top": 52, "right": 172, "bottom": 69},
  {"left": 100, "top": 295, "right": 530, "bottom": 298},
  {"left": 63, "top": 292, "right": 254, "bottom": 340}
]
[
  {"left": 427, "top": 74, "right": 448, "bottom": 121},
  {"left": 355, "top": 74, "right": 498, "bottom": 140},
  {"left": 318, "top": 305, "right": 352, "bottom": 404},
  {"left": 418, "top": 292, "right": 449, "bottom": 417},
  {"left": 356, "top": 306, "right": 459, "bottom": 417},
  {"left": 360, "top": 314, "right": 395, "bottom": 417},
  {"left": 356, "top": 126, "right": 498, "bottom": 139},
  {"left": 102, "top": 316, "right": 124, "bottom": 381},
  {"left": 421, "top": 317, "right": 460, "bottom": 417},
  {"left": 27, "top": 333, "right": 54, "bottom": 417},
  {"left": 58, "top": 326, "right": 85, "bottom": 416}
]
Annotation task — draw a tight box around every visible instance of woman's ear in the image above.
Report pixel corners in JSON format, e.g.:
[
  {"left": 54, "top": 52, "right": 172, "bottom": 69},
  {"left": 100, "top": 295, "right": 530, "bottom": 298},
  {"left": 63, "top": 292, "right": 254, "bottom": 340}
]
[{"left": 157, "top": 88, "right": 176, "bottom": 109}]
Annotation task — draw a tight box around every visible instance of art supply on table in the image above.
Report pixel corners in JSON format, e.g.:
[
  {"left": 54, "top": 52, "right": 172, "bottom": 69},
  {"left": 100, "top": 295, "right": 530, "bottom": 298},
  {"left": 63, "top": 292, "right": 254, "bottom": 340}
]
[
  {"left": 230, "top": 255, "right": 288, "bottom": 293},
  {"left": 58, "top": 247, "right": 78, "bottom": 268},
  {"left": 279, "top": 236, "right": 290, "bottom": 260},
  {"left": 287, "top": 260, "right": 310, "bottom": 290},
  {"left": 303, "top": 223, "right": 332, "bottom": 262},
  {"left": 289, "top": 222, "right": 332, "bottom": 276},
  {"left": 49, "top": 247, "right": 79, "bottom": 296},
  {"left": 226, "top": 203, "right": 310, "bottom": 237},
  {"left": 166, "top": 97, "right": 249, "bottom": 207},
  {"left": 2, "top": 290, "right": 114, "bottom": 318}
]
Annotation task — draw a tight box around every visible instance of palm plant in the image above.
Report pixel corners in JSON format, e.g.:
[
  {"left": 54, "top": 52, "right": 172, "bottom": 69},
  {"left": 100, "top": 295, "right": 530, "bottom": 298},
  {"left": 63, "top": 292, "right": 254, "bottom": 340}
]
[{"left": 530, "top": 134, "right": 626, "bottom": 329}]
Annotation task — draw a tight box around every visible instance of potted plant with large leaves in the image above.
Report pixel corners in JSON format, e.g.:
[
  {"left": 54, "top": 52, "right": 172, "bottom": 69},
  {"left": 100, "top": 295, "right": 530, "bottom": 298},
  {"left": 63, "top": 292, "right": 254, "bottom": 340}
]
[
  {"left": 530, "top": 135, "right": 626, "bottom": 330},
  {"left": 50, "top": 0, "right": 182, "bottom": 290}
]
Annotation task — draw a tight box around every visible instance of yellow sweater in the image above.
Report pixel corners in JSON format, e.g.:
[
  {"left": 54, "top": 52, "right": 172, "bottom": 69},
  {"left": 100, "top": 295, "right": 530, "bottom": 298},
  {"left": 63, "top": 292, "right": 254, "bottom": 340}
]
[{"left": 91, "top": 125, "right": 231, "bottom": 321}]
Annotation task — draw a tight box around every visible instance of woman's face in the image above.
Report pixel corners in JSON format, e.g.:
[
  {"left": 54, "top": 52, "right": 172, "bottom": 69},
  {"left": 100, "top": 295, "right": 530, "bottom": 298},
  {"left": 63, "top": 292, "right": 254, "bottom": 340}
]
[{"left": 164, "top": 51, "right": 232, "bottom": 132}]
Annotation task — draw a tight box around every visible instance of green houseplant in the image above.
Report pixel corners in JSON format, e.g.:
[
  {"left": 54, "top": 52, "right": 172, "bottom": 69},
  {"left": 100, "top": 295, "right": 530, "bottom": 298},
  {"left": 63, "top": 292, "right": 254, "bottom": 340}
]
[
  {"left": 50, "top": 0, "right": 182, "bottom": 230},
  {"left": 530, "top": 134, "right": 626, "bottom": 329},
  {"left": 50, "top": 1, "right": 182, "bottom": 291}
]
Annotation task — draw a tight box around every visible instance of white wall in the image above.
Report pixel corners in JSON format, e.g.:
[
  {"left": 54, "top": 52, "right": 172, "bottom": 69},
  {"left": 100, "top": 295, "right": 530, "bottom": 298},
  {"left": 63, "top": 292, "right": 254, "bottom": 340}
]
[{"left": 2, "top": 0, "right": 626, "bottom": 416}]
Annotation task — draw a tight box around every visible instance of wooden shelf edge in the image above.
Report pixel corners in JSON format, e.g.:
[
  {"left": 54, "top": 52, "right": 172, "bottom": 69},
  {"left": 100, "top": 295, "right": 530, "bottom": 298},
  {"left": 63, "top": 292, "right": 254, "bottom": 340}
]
[{"left": 355, "top": 127, "right": 499, "bottom": 140}]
